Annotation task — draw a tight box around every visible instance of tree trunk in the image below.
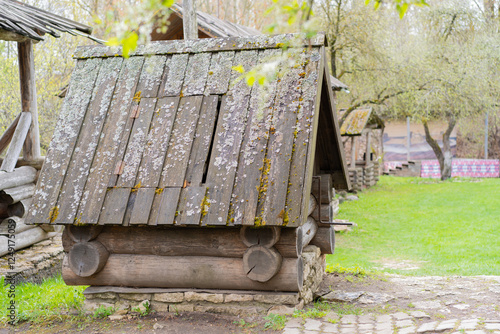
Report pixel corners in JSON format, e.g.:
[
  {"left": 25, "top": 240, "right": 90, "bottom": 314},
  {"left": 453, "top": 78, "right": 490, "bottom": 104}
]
[{"left": 422, "top": 116, "right": 456, "bottom": 180}]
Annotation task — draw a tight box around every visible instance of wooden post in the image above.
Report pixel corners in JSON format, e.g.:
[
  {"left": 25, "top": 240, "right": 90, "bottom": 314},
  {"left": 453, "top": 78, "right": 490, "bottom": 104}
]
[
  {"left": 350, "top": 136, "right": 356, "bottom": 167},
  {"left": 365, "top": 130, "right": 371, "bottom": 163},
  {"left": 0, "top": 113, "right": 21, "bottom": 156},
  {"left": 17, "top": 40, "right": 41, "bottom": 161},
  {"left": 0, "top": 112, "right": 32, "bottom": 172},
  {"left": 484, "top": 111, "right": 489, "bottom": 159},
  {"left": 183, "top": 0, "right": 198, "bottom": 40},
  {"left": 406, "top": 116, "right": 411, "bottom": 162}
]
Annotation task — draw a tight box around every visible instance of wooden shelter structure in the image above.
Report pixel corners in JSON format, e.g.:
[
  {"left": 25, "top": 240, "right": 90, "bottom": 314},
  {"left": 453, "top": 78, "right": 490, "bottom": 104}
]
[
  {"left": 340, "top": 107, "right": 383, "bottom": 191},
  {"left": 0, "top": 0, "right": 97, "bottom": 254},
  {"left": 151, "top": 3, "right": 260, "bottom": 41},
  {"left": 26, "top": 33, "right": 350, "bottom": 296}
]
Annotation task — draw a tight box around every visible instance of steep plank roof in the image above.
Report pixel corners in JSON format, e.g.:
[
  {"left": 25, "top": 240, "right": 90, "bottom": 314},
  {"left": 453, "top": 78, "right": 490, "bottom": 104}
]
[
  {"left": 339, "top": 107, "right": 373, "bottom": 136},
  {"left": 0, "top": 0, "right": 100, "bottom": 42},
  {"left": 26, "top": 33, "right": 349, "bottom": 229}
]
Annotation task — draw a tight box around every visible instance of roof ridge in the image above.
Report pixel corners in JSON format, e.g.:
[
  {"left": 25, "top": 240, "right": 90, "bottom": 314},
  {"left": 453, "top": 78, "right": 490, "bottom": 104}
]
[{"left": 73, "top": 32, "right": 326, "bottom": 59}]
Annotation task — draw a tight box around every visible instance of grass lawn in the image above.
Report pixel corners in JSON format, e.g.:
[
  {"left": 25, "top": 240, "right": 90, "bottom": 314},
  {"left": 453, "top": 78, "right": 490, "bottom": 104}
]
[
  {"left": 0, "top": 275, "right": 86, "bottom": 324},
  {"left": 327, "top": 176, "right": 500, "bottom": 276}
]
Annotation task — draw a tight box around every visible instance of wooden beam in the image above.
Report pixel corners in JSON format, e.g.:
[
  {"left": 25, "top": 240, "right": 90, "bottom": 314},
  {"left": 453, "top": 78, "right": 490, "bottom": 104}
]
[
  {"left": 62, "top": 254, "right": 304, "bottom": 291},
  {"left": 0, "top": 113, "right": 21, "bottom": 156},
  {"left": 17, "top": 40, "right": 41, "bottom": 161},
  {"left": 0, "top": 112, "right": 32, "bottom": 172},
  {"left": 182, "top": 0, "right": 198, "bottom": 40},
  {"left": 350, "top": 137, "right": 356, "bottom": 168}
]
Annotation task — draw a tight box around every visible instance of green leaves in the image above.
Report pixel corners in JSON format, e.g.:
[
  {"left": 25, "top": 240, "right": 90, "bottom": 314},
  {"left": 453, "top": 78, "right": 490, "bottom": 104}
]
[
  {"left": 101, "top": 0, "right": 174, "bottom": 58},
  {"left": 364, "top": 0, "right": 429, "bottom": 18}
]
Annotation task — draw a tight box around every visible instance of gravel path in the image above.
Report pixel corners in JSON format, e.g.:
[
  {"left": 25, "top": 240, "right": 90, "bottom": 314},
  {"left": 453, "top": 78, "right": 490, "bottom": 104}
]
[{"left": 283, "top": 274, "right": 500, "bottom": 334}]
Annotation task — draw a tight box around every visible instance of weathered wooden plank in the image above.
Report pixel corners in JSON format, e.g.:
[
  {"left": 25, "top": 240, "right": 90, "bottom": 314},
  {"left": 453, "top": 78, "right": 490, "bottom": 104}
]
[
  {"left": 205, "top": 51, "right": 235, "bottom": 95},
  {"left": 0, "top": 166, "right": 37, "bottom": 190},
  {"left": 26, "top": 58, "right": 101, "bottom": 226},
  {"left": 98, "top": 188, "right": 130, "bottom": 225},
  {"left": 151, "top": 187, "right": 182, "bottom": 225},
  {"left": 181, "top": 52, "right": 212, "bottom": 95},
  {"left": 183, "top": 95, "right": 218, "bottom": 186},
  {"left": 129, "top": 188, "right": 156, "bottom": 225},
  {"left": 0, "top": 110, "right": 20, "bottom": 156},
  {"left": 160, "top": 96, "right": 203, "bottom": 187},
  {"left": 202, "top": 50, "right": 258, "bottom": 226},
  {"left": 296, "top": 47, "right": 325, "bottom": 227},
  {"left": 259, "top": 49, "right": 305, "bottom": 227},
  {"left": 76, "top": 56, "right": 144, "bottom": 225},
  {"left": 117, "top": 97, "right": 158, "bottom": 188},
  {"left": 230, "top": 49, "right": 282, "bottom": 226},
  {"left": 138, "top": 55, "right": 168, "bottom": 98},
  {"left": 54, "top": 57, "right": 123, "bottom": 225},
  {"left": 286, "top": 47, "right": 323, "bottom": 226},
  {"left": 73, "top": 33, "right": 326, "bottom": 59},
  {"left": 0, "top": 111, "right": 31, "bottom": 172},
  {"left": 174, "top": 185, "right": 207, "bottom": 226},
  {"left": 159, "top": 53, "right": 189, "bottom": 96},
  {"left": 136, "top": 97, "right": 180, "bottom": 187}
]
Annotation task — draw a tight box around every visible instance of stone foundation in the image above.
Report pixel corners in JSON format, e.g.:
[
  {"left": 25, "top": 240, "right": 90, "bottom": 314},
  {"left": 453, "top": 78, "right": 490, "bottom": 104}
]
[
  {"left": 83, "top": 245, "right": 325, "bottom": 315},
  {"left": 0, "top": 234, "right": 63, "bottom": 284}
]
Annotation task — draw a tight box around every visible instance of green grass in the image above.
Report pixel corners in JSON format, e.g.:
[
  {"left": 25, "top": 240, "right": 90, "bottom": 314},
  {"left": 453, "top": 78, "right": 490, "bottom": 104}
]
[
  {"left": 327, "top": 176, "right": 500, "bottom": 276},
  {"left": 0, "top": 275, "right": 86, "bottom": 324}
]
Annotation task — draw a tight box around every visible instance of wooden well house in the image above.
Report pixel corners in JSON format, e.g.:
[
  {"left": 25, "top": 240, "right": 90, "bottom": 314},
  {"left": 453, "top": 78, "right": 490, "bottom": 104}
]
[
  {"left": 26, "top": 32, "right": 350, "bottom": 304},
  {"left": 340, "top": 107, "right": 383, "bottom": 191}
]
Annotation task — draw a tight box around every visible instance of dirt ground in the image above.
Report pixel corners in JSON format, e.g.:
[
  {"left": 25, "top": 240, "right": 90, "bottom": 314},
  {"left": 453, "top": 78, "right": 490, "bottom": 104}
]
[{"left": 2, "top": 273, "right": 499, "bottom": 333}]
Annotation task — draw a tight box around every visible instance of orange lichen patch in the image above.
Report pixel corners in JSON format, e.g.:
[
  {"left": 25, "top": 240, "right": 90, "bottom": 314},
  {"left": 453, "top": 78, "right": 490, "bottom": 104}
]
[
  {"left": 49, "top": 206, "right": 59, "bottom": 223},
  {"left": 132, "top": 91, "right": 142, "bottom": 103}
]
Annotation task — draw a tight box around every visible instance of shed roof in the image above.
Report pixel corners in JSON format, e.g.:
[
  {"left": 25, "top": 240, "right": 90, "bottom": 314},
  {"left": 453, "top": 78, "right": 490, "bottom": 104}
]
[
  {"left": 163, "top": 4, "right": 260, "bottom": 39},
  {"left": 0, "top": 0, "right": 99, "bottom": 42},
  {"left": 27, "top": 33, "right": 349, "bottom": 229},
  {"left": 330, "top": 75, "right": 348, "bottom": 91},
  {"left": 339, "top": 107, "right": 374, "bottom": 136}
]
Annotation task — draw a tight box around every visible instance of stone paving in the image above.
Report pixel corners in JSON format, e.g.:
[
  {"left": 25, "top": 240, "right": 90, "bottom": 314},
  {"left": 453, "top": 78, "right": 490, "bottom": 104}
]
[{"left": 282, "top": 312, "right": 500, "bottom": 334}]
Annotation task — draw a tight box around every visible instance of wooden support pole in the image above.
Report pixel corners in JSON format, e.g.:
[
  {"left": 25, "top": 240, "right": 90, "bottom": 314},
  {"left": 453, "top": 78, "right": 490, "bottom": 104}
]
[
  {"left": 0, "top": 113, "right": 21, "bottom": 156},
  {"left": 365, "top": 130, "right": 371, "bottom": 163},
  {"left": 183, "top": 0, "right": 198, "bottom": 39},
  {"left": 0, "top": 166, "right": 37, "bottom": 189},
  {"left": 308, "top": 194, "right": 318, "bottom": 216},
  {"left": 0, "top": 217, "right": 35, "bottom": 235},
  {"left": 7, "top": 198, "right": 32, "bottom": 218},
  {"left": 62, "top": 254, "right": 304, "bottom": 291},
  {"left": 0, "top": 227, "right": 57, "bottom": 257},
  {"left": 18, "top": 40, "right": 41, "bottom": 161},
  {"left": 297, "top": 217, "right": 318, "bottom": 251},
  {"left": 350, "top": 136, "right": 356, "bottom": 167},
  {"left": 0, "top": 183, "right": 35, "bottom": 204},
  {"left": 0, "top": 157, "right": 45, "bottom": 170},
  {"left": 0, "top": 112, "right": 32, "bottom": 172}
]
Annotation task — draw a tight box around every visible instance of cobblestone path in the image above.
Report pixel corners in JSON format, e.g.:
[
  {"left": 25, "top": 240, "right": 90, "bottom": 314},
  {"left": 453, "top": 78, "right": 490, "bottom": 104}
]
[{"left": 283, "top": 313, "right": 500, "bottom": 334}]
